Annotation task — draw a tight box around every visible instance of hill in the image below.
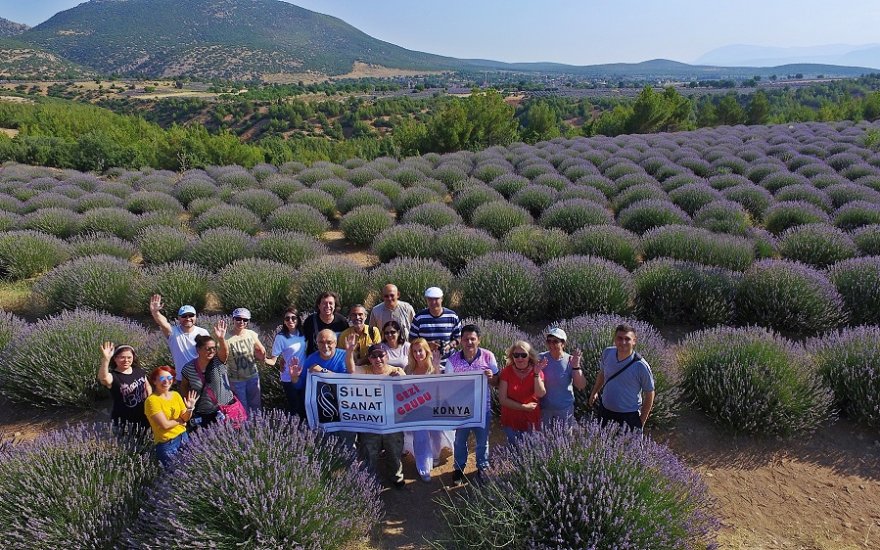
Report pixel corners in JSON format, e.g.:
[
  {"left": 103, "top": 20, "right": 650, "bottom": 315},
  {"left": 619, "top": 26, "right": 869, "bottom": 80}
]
[
  {"left": 0, "top": 38, "right": 93, "bottom": 80},
  {"left": 0, "top": 17, "right": 29, "bottom": 38}
]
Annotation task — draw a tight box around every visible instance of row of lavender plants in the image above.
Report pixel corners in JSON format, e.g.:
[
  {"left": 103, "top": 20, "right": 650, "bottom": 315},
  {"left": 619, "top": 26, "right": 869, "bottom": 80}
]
[{"left": 1, "top": 309, "right": 877, "bottom": 434}]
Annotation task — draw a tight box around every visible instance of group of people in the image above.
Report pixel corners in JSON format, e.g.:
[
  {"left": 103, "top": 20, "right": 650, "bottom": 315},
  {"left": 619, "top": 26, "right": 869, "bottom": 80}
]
[{"left": 97, "top": 284, "right": 656, "bottom": 486}]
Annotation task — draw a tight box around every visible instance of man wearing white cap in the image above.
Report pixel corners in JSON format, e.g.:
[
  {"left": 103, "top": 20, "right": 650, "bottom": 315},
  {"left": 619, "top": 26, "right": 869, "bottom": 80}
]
[
  {"left": 149, "top": 294, "right": 210, "bottom": 381},
  {"left": 540, "top": 327, "right": 586, "bottom": 427},
  {"left": 409, "top": 286, "right": 462, "bottom": 360},
  {"left": 226, "top": 307, "right": 267, "bottom": 411}
]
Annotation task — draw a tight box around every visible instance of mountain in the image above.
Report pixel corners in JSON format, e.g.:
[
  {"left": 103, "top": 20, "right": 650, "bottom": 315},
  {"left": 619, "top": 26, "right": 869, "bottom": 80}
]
[
  {"left": 696, "top": 44, "right": 880, "bottom": 70},
  {"left": 0, "top": 17, "right": 29, "bottom": 38},
  {"left": 0, "top": 38, "right": 93, "bottom": 79},
  {"left": 18, "top": 0, "right": 463, "bottom": 79}
]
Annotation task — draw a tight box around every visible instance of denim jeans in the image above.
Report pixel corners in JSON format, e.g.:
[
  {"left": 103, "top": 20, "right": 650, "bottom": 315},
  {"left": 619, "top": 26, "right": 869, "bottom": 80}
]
[
  {"left": 453, "top": 411, "right": 491, "bottom": 471},
  {"left": 541, "top": 405, "right": 575, "bottom": 429},
  {"left": 155, "top": 431, "right": 189, "bottom": 468},
  {"left": 232, "top": 376, "right": 261, "bottom": 411}
]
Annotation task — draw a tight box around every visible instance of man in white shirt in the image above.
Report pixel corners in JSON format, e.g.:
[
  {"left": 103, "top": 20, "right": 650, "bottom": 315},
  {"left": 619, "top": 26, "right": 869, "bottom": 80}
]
[
  {"left": 149, "top": 294, "right": 209, "bottom": 381},
  {"left": 369, "top": 283, "right": 415, "bottom": 340}
]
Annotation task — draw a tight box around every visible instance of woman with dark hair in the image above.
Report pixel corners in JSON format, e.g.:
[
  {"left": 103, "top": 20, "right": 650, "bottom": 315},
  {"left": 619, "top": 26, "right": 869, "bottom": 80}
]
[
  {"left": 379, "top": 320, "right": 410, "bottom": 369},
  {"left": 301, "top": 291, "right": 348, "bottom": 356},
  {"left": 97, "top": 341, "right": 151, "bottom": 431},
  {"left": 178, "top": 319, "right": 236, "bottom": 428},
  {"left": 266, "top": 307, "right": 308, "bottom": 419},
  {"left": 144, "top": 365, "right": 197, "bottom": 467}
]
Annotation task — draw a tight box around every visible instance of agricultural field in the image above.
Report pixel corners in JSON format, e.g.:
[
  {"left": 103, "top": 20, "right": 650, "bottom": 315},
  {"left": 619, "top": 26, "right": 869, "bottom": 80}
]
[{"left": 1, "top": 120, "right": 880, "bottom": 548}]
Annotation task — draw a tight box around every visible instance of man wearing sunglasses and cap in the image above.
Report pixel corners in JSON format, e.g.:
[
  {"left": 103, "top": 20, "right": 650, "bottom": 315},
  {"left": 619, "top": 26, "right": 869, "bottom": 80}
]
[{"left": 149, "top": 294, "right": 210, "bottom": 381}]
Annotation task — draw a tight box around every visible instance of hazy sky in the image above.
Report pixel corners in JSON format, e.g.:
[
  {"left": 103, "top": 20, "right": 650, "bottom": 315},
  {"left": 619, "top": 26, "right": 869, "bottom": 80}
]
[{"left": 2, "top": 0, "right": 879, "bottom": 65}]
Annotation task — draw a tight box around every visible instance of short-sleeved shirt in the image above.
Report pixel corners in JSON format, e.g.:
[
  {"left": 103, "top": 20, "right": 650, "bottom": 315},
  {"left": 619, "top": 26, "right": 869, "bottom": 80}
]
[
  {"left": 226, "top": 329, "right": 261, "bottom": 381},
  {"left": 538, "top": 351, "right": 574, "bottom": 411},
  {"left": 368, "top": 301, "right": 416, "bottom": 340},
  {"left": 410, "top": 307, "right": 462, "bottom": 345},
  {"left": 446, "top": 348, "right": 499, "bottom": 407},
  {"left": 499, "top": 366, "right": 544, "bottom": 431},
  {"left": 300, "top": 349, "right": 348, "bottom": 389},
  {"left": 181, "top": 358, "right": 236, "bottom": 416},
  {"left": 302, "top": 313, "right": 349, "bottom": 356},
  {"left": 110, "top": 367, "right": 149, "bottom": 426},
  {"left": 381, "top": 342, "right": 411, "bottom": 369},
  {"left": 169, "top": 325, "right": 210, "bottom": 381},
  {"left": 144, "top": 392, "right": 187, "bottom": 443},
  {"left": 599, "top": 347, "right": 655, "bottom": 414},
  {"left": 272, "top": 331, "right": 307, "bottom": 383},
  {"left": 354, "top": 364, "right": 406, "bottom": 376},
  {"left": 339, "top": 325, "right": 382, "bottom": 366}
]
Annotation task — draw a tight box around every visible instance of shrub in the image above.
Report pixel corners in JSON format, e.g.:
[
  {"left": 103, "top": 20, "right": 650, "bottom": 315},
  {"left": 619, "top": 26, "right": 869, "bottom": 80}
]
[
  {"left": 634, "top": 259, "right": 740, "bottom": 327},
  {"left": 266, "top": 203, "right": 330, "bottom": 237},
  {"left": 0, "top": 310, "right": 26, "bottom": 353},
  {"left": 288, "top": 188, "right": 337, "bottom": 219},
  {"left": 174, "top": 178, "right": 218, "bottom": 206},
  {"left": 340, "top": 204, "right": 394, "bottom": 246},
  {"left": 500, "top": 225, "right": 570, "bottom": 265},
  {"left": 693, "top": 199, "right": 752, "bottom": 235},
  {"left": 574, "top": 174, "right": 615, "bottom": 197},
  {"left": 336, "top": 187, "right": 390, "bottom": 214},
  {"left": 316, "top": 178, "right": 354, "bottom": 199},
  {"left": 668, "top": 183, "right": 724, "bottom": 216},
  {"left": 452, "top": 185, "right": 504, "bottom": 222},
  {"left": 214, "top": 259, "right": 295, "bottom": 320},
  {"left": 186, "top": 196, "right": 223, "bottom": 217},
  {"left": 366, "top": 178, "right": 403, "bottom": 203},
  {"left": 569, "top": 225, "right": 640, "bottom": 270},
  {"left": 775, "top": 184, "right": 833, "bottom": 212},
  {"left": 193, "top": 204, "right": 261, "bottom": 235},
  {"left": 397, "top": 202, "right": 458, "bottom": 229},
  {"left": 135, "top": 225, "right": 190, "bottom": 265},
  {"left": 708, "top": 173, "right": 751, "bottom": 191},
  {"left": 394, "top": 186, "right": 443, "bottom": 214},
  {"left": 542, "top": 255, "right": 634, "bottom": 319},
  {"left": 617, "top": 199, "right": 691, "bottom": 234},
  {"left": 78, "top": 207, "right": 140, "bottom": 240},
  {"left": 807, "top": 327, "right": 880, "bottom": 428},
  {"left": 0, "top": 230, "right": 70, "bottom": 280},
  {"left": 459, "top": 252, "right": 543, "bottom": 322},
  {"left": 736, "top": 259, "right": 846, "bottom": 335},
  {"left": 557, "top": 184, "right": 608, "bottom": 205},
  {"left": 188, "top": 228, "right": 254, "bottom": 272},
  {"left": 68, "top": 232, "right": 137, "bottom": 261},
  {"left": 826, "top": 256, "right": 880, "bottom": 325},
  {"left": 22, "top": 192, "right": 76, "bottom": 213},
  {"left": 33, "top": 255, "right": 142, "bottom": 314},
  {"left": 436, "top": 421, "right": 716, "bottom": 549},
  {"left": 679, "top": 327, "right": 833, "bottom": 434},
  {"left": 230, "top": 189, "right": 283, "bottom": 219},
  {"left": 540, "top": 314, "right": 679, "bottom": 426},
  {"left": 372, "top": 223, "right": 435, "bottom": 263},
  {"left": 254, "top": 231, "right": 327, "bottom": 268},
  {"left": 471, "top": 200, "right": 534, "bottom": 239},
  {"left": 611, "top": 183, "right": 667, "bottom": 213},
  {"left": 372, "top": 257, "right": 454, "bottom": 306},
  {"left": 432, "top": 225, "right": 498, "bottom": 273},
  {"left": 760, "top": 171, "right": 811, "bottom": 193},
  {"left": 126, "top": 411, "right": 381, "bottom": 549},
  {"left": 852, "top": 224, "right": 880, "bottom": 255},
  {"left": 641, "top": 225, "right": 754, "bottom": 271},
  {"left": 459, "top": 317, "right": 531, "bottom": 362},
  {"left": 473, "top": 164, "right": 509, "bottom": 184},
  {"left": 824, "top": 182, "right": 880, "bottom": 208},
  {"left": 262, "top": 175, "right": 305, "bottom": 200},
  {"left": 538, "top": 198, "right": 613, "bottom": 235},
  {"left": 0, "top": 193, "right": 23, "bottom": 213},
  {"left": 124, "top": 191, "right": 183, "bottom": 215},
  {"left": 832, "top": 200, "right": 880, "bottom": 230},
  {"left": 0, "top": 210, "right": 17, "bottom": 231},
  {"left": 0, "top": 424, "right": 158, "bottom": 548},
  {"left": 778, "top": 223, "right": 858, "bottom": 268},
  {"left": 0, "top": 309, "right": 157, "bottom": 406},
  {"left": 722, "top": 183, "right": 774, "bottom": 221},
  {"left": 489, "top": 173, "right": 529, "bottom": 199},
  {"left": 295, "top": 257, "right": 369, "bottom": 312},
  {"left": 141, "top": 262, "right": 210, "bottom": 313},
  {"left": 763, "top": 200, "right": 830, "bottom": 235},
  {"left": 510, "top": 184, "right": 557, "bottom": 218},
  {"left": 18, "top": 207, "right": 81, "bottom": 238}
]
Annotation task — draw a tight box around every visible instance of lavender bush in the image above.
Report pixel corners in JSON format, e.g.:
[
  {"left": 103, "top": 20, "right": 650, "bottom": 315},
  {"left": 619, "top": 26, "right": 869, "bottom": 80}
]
[
  {"left": 0, "top": 310, "right": 26, "bottom": 353},
  {"left": 372, "top": 257, "right": 454, "bottom": 306},
  {"left": 539, "top": 198, "right": 614, "bottom": 234},
  {"left": 722, "top": 183, "right": 774, "bottom": 221},
  {"left": 174, "top": 177, "right": 219, "bottom": 206},
  {"left": 265, "top": 203, "right": 330, "bottom": 237},
  {"left": 68, "top": 232, "right": 138, "bottom": 261},
  {"left": 401, "top": 202, "right": 463, "bottom": 229},
  {"left": 832, "top": 200, "right": 880, "bottom": 230},
  {"left": 230, "top": 188, "right": 284, "bottom": 220},
  {"left": 124, "top": 191, "right": 184, "bottom": 215},
  {"left": 135, "top": 225, "right": 190, "bottom": 265},
  {"left": 852, "top": 224, "right": 880, "bottom": 255},
  {"left": 826, "top": 256, "right": 880, "bottom": 325},
  {"left": 253, "top": 230, "right": 327, "bottom": 268},
  {"left": 763, "top": 200, "right": 830, "bottom": 235},
  {"left": 432, "top": 225, "right": 498, "bottom": 273},
  {"left": 669, "top": 183, "right": 724, "bottom": 216},
  {"left": 679, "top": 327, "right": 834, "bottom": 434},
  {"left": 617, "top": 199, "right": 691, "bottom": 234},
  {"left": 33, "top": 255, "right": 142, "bottom": 314},
  {"left": 542, "top": 255, "right": 635, "bottom": 319},
  {"left": 186, "top": 196, "right": 222, "bottom": 217},
  {"left": 736, "top": 259, "right": 846, "bottom": 335},
  {"left": 141, "top": 262, "right": 210, "bottom": 313},
  {"left": 501, "top": 225, "right": 571, "bottom": 264},
  {"left": 188, "top": 227, "right": 254, "bottom": 272},
  {"left": 775, "top": 184, "right": 833, "bottom": 212},
  {"left": 336, "top": 187, "right": 391, "bottom": 214},
  {"left": 611, "top": 183, "right": 667, "bottom": 213},
  {"left": 294, "top": 256, "right": 369, "bottom": 313},
  {"left": 394, "top": 186, "right": 443, "bottom": 214},
  {"left": 459, "top": 252, "right": 543, "bottom": 322},
  {"left": 193, "top": 204, "right": 261, "bottom": 235},
  {"left": 641, "top": 225, "right": 754, "bottom": 271},
  {"left": 807, "top": 327, "right": 880, "bottom": 428},
  {"left": 693, "top": 199, "right": 752, "bottom": 235},
  {"left": 569, "top": 225, "right": 641, "bottom": 270},
  {"left": 471, "top": 200, "right": 534, "bottom": 239},
  {"left": 511, "top": 184, "right": 558, "bottom": 218},
  {"left": 824, "top": 182, "right": 880, "bottom": 208},
  {"left": 19, "top": 207, "right": 81, "bottom": 238},
  {"left": 78, "top": 207, "right": 141, "bottom": 240},
  {"left": 340, "top": 204, "right": 394, "bottom": 246},
  {"left": 0, "top": 424, "right": 158, "bottom": 548},
  {"left": 288, "top": 188, "right": 337, "bottom": 219},
  {"left": 489, "top": 173, "right": 530, "bottom": 198},
  {"left": 778, "top": 223, "right": 858, "bottom": 267},
  {"left": 214, "top": 259, "right": 296, "bottom": 320},
  {"left": 126, "top": 411, "right": 381, "bottom": 549},
  {"left": 0, "top": 230, "right": 70, "bottom": 280}
]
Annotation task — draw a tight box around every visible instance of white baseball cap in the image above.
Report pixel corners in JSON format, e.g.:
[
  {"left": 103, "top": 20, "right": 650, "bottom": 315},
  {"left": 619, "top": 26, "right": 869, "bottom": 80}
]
[{"left": 424, "top": 287, "right": 444, "bottom": 298}]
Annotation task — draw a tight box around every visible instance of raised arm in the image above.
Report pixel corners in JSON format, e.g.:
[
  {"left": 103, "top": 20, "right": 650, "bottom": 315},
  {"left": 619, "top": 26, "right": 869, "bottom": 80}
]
[
  {"left": 97, "top": 341, "right": 115, "bottom": 389},
  {"left": 344, "top": 332, "right": 357, "bottom": 374},
  {"left": 570, "top": 349, "right": 588, "bottom": 391},
  {"left": 149, "top": 294, "right": 173, "bottom": 337},
  {"left": 214, "top": 319, "right": 229, "bottom": 363},
  {"left": 533, "top": 358, "right": 548, "bottom": 399}
]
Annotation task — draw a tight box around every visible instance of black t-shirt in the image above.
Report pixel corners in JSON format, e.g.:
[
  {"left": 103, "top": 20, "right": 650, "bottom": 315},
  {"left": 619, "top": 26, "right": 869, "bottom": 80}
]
[
  {"left": 110, "top": 367, "right": 149, "bottom": 427},
  {"left": 302, "top": 312, "right": 349, "bottom": 355}
]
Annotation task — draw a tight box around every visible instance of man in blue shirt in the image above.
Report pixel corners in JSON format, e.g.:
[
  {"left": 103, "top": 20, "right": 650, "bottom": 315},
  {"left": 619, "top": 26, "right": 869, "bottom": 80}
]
[{"left": 588, "top": 323, "right": 655, "bottom": 432}]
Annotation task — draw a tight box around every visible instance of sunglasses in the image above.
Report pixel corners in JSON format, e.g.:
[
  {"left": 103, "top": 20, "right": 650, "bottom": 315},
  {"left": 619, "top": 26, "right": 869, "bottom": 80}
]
[
  {"left": 157, "top": 375, "right": 173, "bottom": 382},
  {"left": 233, "top": 317, "right": 249, "bottom": 322},
  {"left": 512, "top": 352, "right": 529, "bottom": 359},
  {"left": 369, "top": 352, "right": 386, "bottom": 359},
  {"left": 179, "top": 313, "right": 195, "bottom": 319},
  {"left": 203, "top": 346, "right": 217, "bottom": 353},
  {"left": 284, "top": 315, "right": 298, "bottom": 321}
]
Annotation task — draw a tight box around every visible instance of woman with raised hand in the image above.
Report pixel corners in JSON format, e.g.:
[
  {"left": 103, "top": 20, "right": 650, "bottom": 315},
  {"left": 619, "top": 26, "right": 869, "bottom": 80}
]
[
  {"left": 380, "top": 320, "right": 410, "bottom": 369},
  {"left": 539, "top": 327, "right": 586, "bottom": 428},
  {"left": 144, "top": 365, "right": 197, "bottom": 468},
  {"left": 97, "top": 341, "right": 151, "bottom": 432},
  {"left": 225, "top": 307, "right": 266, "bottom": 413},
  {"left": 179, "top": 319, "right": 237, "bottom": 428},
  {"left": 266, "top": 307, "right": 308, "bottom": 419},
  {"left": 498, "top": 340, "right": 547, "bottom": 445}
]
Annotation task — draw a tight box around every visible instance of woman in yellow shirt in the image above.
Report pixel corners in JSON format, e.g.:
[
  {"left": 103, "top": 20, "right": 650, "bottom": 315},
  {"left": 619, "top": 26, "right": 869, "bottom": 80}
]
[{"left": 144, "top": 366, "right": 198, "bottom": 468}]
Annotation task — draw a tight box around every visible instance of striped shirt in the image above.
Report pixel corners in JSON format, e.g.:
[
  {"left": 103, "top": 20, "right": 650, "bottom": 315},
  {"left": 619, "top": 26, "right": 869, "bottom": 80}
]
[{"left": 409, "top": 307, "right": 462, "bottom": 345}]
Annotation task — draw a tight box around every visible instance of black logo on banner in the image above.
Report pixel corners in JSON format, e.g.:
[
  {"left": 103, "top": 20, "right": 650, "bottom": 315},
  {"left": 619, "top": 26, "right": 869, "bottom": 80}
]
[{"left": 316, "top": 382, "right": 340, "bottom": 423}]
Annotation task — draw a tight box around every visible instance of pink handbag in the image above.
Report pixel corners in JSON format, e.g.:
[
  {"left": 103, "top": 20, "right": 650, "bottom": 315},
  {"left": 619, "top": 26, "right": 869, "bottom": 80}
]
[{"left": 195, "top": 364, "right": 248, "bottom": 427}]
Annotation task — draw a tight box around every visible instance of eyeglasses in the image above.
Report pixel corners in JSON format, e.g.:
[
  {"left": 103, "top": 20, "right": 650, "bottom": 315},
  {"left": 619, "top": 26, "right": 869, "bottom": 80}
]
[
  {"left": 284, "top": 315, "right": 298, "bottom": 321},
  {"left": 233, "top": 317, "right": 249, "bottom": 322},
  {"left": 203, "top": 346, "right": 217, "bottom": 353},
  {"left": 384, "top": 330, "right": 398, "bottom": 336},
  {"left": 512, "top": 352, "right": 529, "bottom": 359},
  {"left": 382, "top": 294, "right": 396, "bottom": 298},
  {"left": 180, "top": 313, "right": 195, "bottom": 319},
  {"left": 157, "top": 375, "right": 173, "bottom": 382}
]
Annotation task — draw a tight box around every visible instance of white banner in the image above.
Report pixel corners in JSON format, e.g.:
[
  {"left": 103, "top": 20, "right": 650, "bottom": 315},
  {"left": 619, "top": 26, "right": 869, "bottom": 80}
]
[{"left": 305, "top": 371, "right": 488, "bottom": 434}]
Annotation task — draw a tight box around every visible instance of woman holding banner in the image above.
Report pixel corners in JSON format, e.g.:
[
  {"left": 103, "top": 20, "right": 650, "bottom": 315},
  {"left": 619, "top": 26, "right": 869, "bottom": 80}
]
[{"left": 403, "top": 338, "right": 447, "bottom": 483}]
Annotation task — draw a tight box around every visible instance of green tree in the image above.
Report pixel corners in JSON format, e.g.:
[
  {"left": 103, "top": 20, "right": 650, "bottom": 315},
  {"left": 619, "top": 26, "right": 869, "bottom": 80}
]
[
  {"left": 521, "top": 101, "right": 560, "bottom": 143},
  {"left": 746, "top": 90, "right": 770, "bottom": 125},
  {"left": 716, "top": 93, "right": 745, "bottom": 125}
]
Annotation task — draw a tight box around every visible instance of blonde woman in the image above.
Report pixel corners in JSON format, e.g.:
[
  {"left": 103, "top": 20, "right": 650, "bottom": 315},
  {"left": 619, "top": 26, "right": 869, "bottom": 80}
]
[
  {"left": 404, "top": 338, "right": 451, "bottom": 482},
  {"left": 498, "top": 340, "right": 547, "bottom": 445}
]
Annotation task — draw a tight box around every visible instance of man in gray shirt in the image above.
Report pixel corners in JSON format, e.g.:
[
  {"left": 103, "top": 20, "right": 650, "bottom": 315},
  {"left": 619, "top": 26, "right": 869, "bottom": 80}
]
[
  {"left": 368, "top": 284, "right": 415, "bottom": 340},
  {"left": 588, "top": 323, "right": 655, "bottom": 432}
]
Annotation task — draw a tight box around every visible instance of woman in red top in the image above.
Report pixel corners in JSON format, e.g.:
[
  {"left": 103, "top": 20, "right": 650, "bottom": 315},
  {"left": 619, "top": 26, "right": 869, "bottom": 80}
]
[{"left": 498, "top": 340, "right": 547, "bottom": 445}]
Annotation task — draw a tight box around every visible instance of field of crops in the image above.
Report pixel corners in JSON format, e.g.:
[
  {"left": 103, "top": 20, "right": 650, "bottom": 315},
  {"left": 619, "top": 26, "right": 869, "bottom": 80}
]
[{"left": 1, "top": 119, "right": 879, "bottom": 548}]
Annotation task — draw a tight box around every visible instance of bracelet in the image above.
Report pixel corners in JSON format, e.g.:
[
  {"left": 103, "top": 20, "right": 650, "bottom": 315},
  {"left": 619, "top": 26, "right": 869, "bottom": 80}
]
[
  {"left": 186, "top": 407, "right": 195, "bottom": 412},
  {"left": 571, "top": 367, "right": 582, "bottom": 371}
]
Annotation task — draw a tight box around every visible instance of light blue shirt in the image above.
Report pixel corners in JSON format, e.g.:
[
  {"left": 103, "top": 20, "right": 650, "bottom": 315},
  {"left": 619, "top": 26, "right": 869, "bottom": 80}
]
[
  {"left": 599, "top": 347, "right": 654, "bottom": 413},
  {"left": 538, "top": 351, "right": 574, "bottom": 410}
]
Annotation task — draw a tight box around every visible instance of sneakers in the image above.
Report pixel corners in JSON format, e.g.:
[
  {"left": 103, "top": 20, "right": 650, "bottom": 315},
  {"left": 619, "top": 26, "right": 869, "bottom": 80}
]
[{"left": 452, "top": 469, "right": 465, "bottom": 485}]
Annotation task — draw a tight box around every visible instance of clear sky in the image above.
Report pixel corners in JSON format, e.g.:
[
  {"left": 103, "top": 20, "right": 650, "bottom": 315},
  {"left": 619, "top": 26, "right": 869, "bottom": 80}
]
[{"left": 1, "top": 0, "right": 879, "bottom": 65}]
